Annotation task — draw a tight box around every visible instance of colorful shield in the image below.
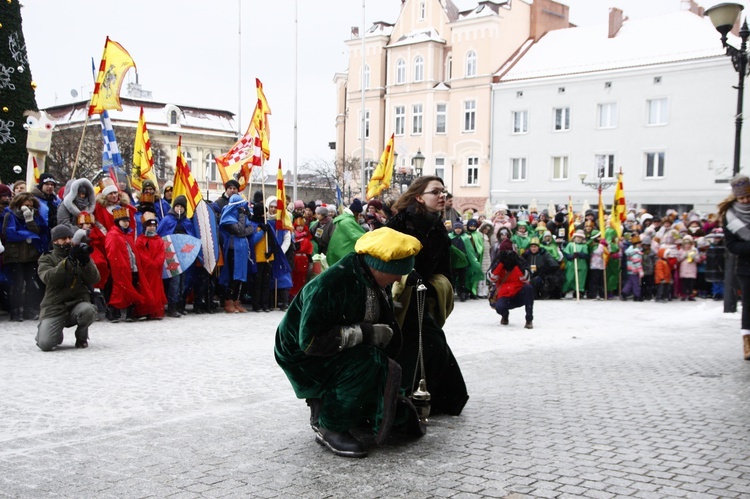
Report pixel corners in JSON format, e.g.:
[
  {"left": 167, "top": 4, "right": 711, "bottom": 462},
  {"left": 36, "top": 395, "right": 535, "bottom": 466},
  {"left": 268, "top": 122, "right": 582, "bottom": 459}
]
[{"left": 162, "top": 233, "right": 202, "bottom": 279}]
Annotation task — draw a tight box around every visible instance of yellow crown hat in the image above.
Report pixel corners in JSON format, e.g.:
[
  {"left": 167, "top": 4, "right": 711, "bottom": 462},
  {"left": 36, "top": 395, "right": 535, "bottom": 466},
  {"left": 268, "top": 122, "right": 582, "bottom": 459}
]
[{"left": 355, "top": 227, "right": 423, "bottom": 275}]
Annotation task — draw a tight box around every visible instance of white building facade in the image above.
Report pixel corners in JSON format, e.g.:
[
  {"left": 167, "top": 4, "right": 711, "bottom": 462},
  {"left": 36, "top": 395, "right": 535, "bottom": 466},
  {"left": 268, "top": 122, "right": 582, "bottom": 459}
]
[{"left": 490, "top": 9, "right": 748, "bottom": 214}]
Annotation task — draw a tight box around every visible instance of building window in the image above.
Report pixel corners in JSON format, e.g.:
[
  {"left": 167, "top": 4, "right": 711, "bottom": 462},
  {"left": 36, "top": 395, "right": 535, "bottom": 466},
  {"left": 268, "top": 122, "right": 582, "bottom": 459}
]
[
  {"left": 170, "top": 110, "right": 178, "bottom": 125},
  {"left": 395, "top": 106, "right": 405, "bottom": 136},
  {"left": 206, "top": 153, "right": 217, "bottom": 181},
  {"left": 363, "top": 64, "right": 370, "bottom": 90},
  {"left": 646, "top": 152, "right": 665, "bottom": 178},
  {"left": 359, "top": 109, "right": 370, "bottom": 139},
  {"left": 463, "top": 100, "right": 476, "bottom": 132},
  {"left": 512, "top": 110, "right": 528, "bottom": 134},
  {"left": 466, "top": 157, "right": 479, "bottom": 185},
  {"left": 446, "top": 56, "right": 452, "bottom": 80},
  {"left": 396, "top": 59, "right": 406, "bottom": 84},
  {"left": 436, "top": 103, "right": 447, "bottom": 134},
  {"left": 595, "top": 154, "right": 615, "bottom": 178},
  {"left": 597, "top": 103, "right": 617, "bottom": 129},
  {"left": 465, "top": 50, "right": 477, "bottom": 77},
  {"left": 647, "top": 98, "right": 668, "bottom": 125},
  {"left": 184, "top": 151, "right": 193, "bottom": 170},
  {"left": 511, "top": 157, "right": 527, "bottom": 181},
  {"left": 412, "top": 104, "right": 423, "bottom": 135},
  {"left": 552, "top": 156, "right": 569, "bottom": 180},
  {"left": 419, "top": 1, "right": 426, "bottom": 20},
  {"left": 414, "top": 56, "right": 424, "bottom": 82},
  {"left": 435, "top": 157, "right": 445, "bottom": 179},
  {"left": 554, "top": 107, "right": 570, "bottom": 131}
]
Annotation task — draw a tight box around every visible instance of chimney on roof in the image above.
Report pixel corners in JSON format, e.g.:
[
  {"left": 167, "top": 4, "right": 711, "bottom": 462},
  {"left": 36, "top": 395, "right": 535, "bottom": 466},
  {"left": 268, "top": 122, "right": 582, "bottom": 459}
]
[
  {"left": 608, "top": 7, "right": 624, "bottom": 38},
  {"left": 683, "top": 0, "right": 704, "bottom": 17}
]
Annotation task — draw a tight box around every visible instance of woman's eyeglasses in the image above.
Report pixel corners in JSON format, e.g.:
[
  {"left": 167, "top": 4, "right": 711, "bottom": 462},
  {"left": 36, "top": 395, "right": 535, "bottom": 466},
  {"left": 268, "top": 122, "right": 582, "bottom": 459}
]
[{"left": 423, "top": 189, "right": 448, "bottom": 197}]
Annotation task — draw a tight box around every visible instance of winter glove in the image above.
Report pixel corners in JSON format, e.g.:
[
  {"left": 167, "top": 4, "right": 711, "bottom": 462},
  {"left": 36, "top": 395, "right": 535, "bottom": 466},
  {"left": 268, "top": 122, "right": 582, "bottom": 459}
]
[
  {"left": 264, "top": 251, "right": 273, "bottom": 260},
  {"left": 405, "top": 269, "right": 422, "bottom": 287},
  {"left": 564, "top": 253, "right": 574, "bottom": 261},
  {"left": 361, "top": 323, "right": 393, "bottom": 349},
  {"left": 72, "top": 229, "right": 88, "bottom": 246},
  {"left": 21, "top": 205, "right": 34, "bottom": 222}
]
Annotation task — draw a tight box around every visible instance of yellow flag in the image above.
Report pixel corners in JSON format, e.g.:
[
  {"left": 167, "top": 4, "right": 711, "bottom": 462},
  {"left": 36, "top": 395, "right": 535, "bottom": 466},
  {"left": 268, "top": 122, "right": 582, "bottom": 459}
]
[
  {"left": 88, "top": 37, "right": 136, "bottom": 116},
  {"left": 171, "top": 137, "right": 203, "bottom": 218},
  {"left": 132, "top": 107, "right": 158, "bottom": 191},
  {"left": 366, "top": 134, "right": 395, "bottom": 200},
  {"left": 611, "top": 171, "right": 626, "bottom": 237}
]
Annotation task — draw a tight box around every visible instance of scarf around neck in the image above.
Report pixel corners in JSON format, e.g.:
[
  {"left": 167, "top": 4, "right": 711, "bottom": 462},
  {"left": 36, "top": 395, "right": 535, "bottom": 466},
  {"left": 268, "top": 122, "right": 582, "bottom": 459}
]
[{"left": 727, "top": 201, "right": 750, "bottom": 241}]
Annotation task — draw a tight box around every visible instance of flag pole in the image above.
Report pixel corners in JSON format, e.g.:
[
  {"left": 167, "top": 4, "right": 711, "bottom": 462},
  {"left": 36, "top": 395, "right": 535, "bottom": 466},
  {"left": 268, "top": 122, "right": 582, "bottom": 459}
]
[
  {"left": 293, "top": 0, "right": 299, "bottom": 201},
  {"left": 360, "top": 0, "right": 366, "bottom": 197},
  {"left": 71, "top": 113, "right": 92, "bottom": 179}
]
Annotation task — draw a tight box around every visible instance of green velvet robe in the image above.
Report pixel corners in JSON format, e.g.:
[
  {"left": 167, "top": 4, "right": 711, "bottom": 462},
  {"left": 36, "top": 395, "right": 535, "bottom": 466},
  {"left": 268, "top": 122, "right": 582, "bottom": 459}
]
[
  {"left": 562, "top": 241, "right": 589, "bottom": 294},
  {"left": 274, "top": 252, "right": 400, "bottom": 434},
  {"left": 325, "top": 211, "right": 366, "bottom": 267}
]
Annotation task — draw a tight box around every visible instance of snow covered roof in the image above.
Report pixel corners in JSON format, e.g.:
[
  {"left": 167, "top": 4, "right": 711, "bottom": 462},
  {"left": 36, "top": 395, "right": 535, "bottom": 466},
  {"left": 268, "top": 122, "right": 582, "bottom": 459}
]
[
  {"left": 498, "top": 11, "right": 728, "bottom": 82},
  {"left": 44, "top": 98, "right": 238, "bottom": 137},
  {"left": 387, "top": 27, "right": 447, "bottom": 48},
  {"left": 459, "top": 2, "right": 502, "bottom": 21},
  {"left": 366, "top": 21, "right": 394, "bottom": 38}
]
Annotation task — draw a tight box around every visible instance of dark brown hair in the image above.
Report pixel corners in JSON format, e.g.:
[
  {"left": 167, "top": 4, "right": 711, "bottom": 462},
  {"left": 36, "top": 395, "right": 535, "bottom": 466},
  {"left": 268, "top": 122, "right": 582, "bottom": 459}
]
[
  {"left": 391, "top": 176, "right": 444, "bottom": 215},
  {"left": 10, "top": 192, "right": 39, "bottom": 210}
]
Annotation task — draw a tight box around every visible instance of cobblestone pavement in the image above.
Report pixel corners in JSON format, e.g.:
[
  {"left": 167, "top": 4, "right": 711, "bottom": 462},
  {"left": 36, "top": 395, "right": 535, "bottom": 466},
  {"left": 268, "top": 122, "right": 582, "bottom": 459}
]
[{"left": 0, "top": 298, "right": 748, "bottom": 498}]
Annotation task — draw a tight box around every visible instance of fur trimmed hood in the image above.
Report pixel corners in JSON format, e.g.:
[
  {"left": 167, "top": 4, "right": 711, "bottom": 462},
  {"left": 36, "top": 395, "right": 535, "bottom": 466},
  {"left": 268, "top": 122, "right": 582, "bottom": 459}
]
[
  {"left": 97, "top": 190, "right": 131, "bottom": 208},
  {"left": 62, "top": 178, "right": 96, "bottom": 217}
]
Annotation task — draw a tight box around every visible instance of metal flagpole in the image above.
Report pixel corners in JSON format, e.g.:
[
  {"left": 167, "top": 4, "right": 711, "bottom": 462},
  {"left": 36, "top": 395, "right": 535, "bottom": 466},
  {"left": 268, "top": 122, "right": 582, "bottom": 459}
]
[
  {"left": 238, "top": 0, "right": 242, "bottom": 137},
  {"left": 360, "top": 0, "right": 366, "bottom": 197},
  {"left": 293, "top": 0, "right": 299, "bottom": 201}
]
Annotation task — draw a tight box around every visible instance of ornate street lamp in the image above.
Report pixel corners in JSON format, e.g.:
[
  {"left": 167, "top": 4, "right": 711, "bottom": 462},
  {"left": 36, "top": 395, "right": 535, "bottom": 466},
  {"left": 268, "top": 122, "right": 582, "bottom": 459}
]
[
  {"left": 705, "top": 2, "right": 748, "bottom": 177},
  {"left": 393, "top": 149, "right": 425, "bottom": 188},
  {"left": 705, "top": 2, "right": 748, "bottom": 313}
]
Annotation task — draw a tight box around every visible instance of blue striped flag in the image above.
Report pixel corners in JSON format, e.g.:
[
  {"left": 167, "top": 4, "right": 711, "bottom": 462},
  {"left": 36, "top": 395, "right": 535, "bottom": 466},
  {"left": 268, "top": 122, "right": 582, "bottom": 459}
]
[
  {"left": 335, "top": 184, "right": 343, "bottom": 211},
  {"left": 100, "top": 110, "right": 123, "bottom": 170}
]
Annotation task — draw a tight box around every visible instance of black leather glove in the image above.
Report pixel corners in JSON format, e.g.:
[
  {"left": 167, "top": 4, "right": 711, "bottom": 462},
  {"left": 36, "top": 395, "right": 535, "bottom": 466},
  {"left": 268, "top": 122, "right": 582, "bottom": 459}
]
[
  {"left": 564, "top": 253, "right": 574, "bottom": 261},
  {"left": 77, "top": 246, "right": 91, "bottom": 265},
  {"left": 405, "top": 270, "right": 422, "bottom": 287}
]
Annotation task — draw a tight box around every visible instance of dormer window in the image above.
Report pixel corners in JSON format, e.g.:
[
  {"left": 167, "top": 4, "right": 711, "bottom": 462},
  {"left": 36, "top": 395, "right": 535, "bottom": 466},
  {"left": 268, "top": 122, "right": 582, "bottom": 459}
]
[
  {"left": 170, "top": 110, "right": 178, "bottom": 125},
  {"left": 419, "top": 1, "right": 426, "bottom": 20}
]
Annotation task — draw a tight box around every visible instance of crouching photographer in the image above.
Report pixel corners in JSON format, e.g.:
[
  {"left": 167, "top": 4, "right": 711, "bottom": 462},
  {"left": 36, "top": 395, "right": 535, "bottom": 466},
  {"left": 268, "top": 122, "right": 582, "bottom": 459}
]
[{"left": 35, "top": 225, "right": 100, "bottom": 351}]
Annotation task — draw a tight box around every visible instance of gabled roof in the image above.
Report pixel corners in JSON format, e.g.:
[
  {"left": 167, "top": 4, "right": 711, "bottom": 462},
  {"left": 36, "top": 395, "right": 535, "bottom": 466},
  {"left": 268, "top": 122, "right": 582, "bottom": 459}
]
[
  {"left": 387, "top": 27, "right": 447, "bottom": 48},
  {"left": 498, "top": 11, "right": 728, "bottom": 82}
]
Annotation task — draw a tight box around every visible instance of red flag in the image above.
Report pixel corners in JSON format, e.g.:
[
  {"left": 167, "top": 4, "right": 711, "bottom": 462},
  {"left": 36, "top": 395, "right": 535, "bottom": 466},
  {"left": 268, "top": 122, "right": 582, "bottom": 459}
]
[
  {"left": 275, "top": 159, "right": 293, "bottom": 231},
  {"left": 171, "top": 137, "right": 203, "bottom": 218}
]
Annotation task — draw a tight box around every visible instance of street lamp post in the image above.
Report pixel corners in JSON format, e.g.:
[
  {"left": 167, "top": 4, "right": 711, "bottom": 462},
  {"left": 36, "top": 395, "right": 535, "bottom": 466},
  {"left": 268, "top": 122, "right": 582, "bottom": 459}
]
[
  {"left": 393, "top": 149, "right": 425, "bottom": 193},
  {"left": 706, "top": 2, "right": 748, "bottom": 313}
]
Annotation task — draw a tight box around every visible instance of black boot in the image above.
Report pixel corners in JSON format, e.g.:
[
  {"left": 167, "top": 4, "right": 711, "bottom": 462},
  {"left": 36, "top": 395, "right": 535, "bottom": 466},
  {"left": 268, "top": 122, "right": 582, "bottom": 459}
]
[
  {"left": 166, "top": 303, "right": 181, "bottom": 318},
  {"left": 125, "top": 306, "right": 135, "bottom": 323},
  {"left": 10, "top": 309, "right": 23, "bottom": 322},
  {"left": 315, "top": 429, "right": 368, "bottom": 458},
  {"left": 106, "top": 307, "right": 120, "bottom": 323},
  {"left": 177, "top": 299, "right": 187, "bottom": 316}
]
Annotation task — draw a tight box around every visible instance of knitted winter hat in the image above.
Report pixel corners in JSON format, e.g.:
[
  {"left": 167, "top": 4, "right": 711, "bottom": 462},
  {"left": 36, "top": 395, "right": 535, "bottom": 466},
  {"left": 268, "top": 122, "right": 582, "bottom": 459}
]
[
  {"left": 731, "top": 175, "right": 750, "bottom": 198},
  {"left": 0, "top": 184, "right": 11, "bottom": 198},
  {"left": 498, "top": 239, "right": 514, "bottom": 252},
  {"left": 315, "top": 206, "right": 328, "bottom": 216},
  {"left": 355, "top": 227, "right": 422, "bottom": 276},
  {"left": 349, "top": 198, "right": 363, "bottom": 214},
  {"left": 50, "top": 224, "right": 73, "bottom": 241},
  {"left": 224, "top": 179, "right": 240, "bottom": 190},
  {"left": 368, "top": 199, "right": 383, "bottom": 211},
  {"left": 173, "top": 195, "right": 188, "bottom": 209}
]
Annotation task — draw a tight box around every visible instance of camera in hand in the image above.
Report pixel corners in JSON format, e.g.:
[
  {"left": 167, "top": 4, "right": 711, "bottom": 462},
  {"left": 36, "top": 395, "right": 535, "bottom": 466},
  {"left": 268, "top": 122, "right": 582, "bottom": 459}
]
[{"left": 78, "top": 243, "right": 94, "bottom": 255}]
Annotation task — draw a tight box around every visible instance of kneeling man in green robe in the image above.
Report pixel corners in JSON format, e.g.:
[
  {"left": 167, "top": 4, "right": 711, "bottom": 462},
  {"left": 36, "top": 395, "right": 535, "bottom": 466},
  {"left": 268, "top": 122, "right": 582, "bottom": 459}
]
[{"left": 275, "top": 227, "right": 425, "bottom": 458}]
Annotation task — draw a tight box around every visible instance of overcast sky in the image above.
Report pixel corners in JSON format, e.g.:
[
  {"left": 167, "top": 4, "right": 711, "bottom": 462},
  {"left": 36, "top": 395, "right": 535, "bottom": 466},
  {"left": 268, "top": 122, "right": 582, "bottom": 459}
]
[{"left": 20, "top": 0, "right": 734, "bottom": 171}]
